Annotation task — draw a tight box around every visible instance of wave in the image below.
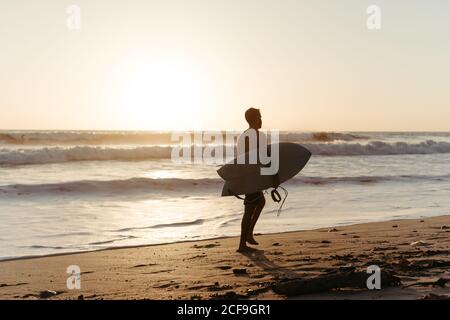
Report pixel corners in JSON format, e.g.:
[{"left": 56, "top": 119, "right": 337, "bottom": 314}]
[
  {"left": 88, "top": 235, "right": 137, "bottom": 245},
  {"left": 305, "top": 140, "right": 450, "bottom": 156},
  {"left": 0, "top": 131, "right": 175, "bottom": 145},
  {"left": 112, "top": 219, "right": 206, "bottom": 232},
  {"left": 2, "top": 140, "right": 450, "bottom": 166},
  {"left": 0, "top": 146, "right": 173, "bottom": 165},
  {"left": 0, "top": 131, "right": 366, "bottom": 145},
  {"left": 26, "top": 245, "right": 67, "bottom": 250},
  {"left": 283, "top": 132, "right": 368, "bottom": 142},
  {"left": 291, "top": 174, "right": 450, "bottom": 185},
  {"left": 1, "top": 174, "right": 449, "bottom": 197},
  {"left": 0, "top": 177, "right": 220, "bottom": 196}
]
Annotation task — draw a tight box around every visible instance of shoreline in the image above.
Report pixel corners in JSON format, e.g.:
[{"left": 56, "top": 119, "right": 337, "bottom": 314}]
[
  {"left": 1, "top": 215, "right": 450, "bottom": 300},
  {"left": 1, "top": 215, "right": 438, "bottom": 263}
]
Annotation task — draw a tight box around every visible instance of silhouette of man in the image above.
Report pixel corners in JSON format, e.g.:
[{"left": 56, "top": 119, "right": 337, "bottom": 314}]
[{"left": 236, "top": 108, "right": 279, "bottom": 252}]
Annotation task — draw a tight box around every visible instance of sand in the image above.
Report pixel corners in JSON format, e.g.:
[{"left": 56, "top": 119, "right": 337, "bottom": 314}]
[{"left": 1, "top": 215, "right": 450, "bottom": 300}]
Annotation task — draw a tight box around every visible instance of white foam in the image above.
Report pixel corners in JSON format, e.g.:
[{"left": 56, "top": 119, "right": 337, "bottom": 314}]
[
  {"left": 1, "top": 173, "right": 449, "bottom": 197},
  {"left": 0, "top": 177, "right": 220, "bottom": 196},
  {"left": 0, "top": 146, "right": 173, "bottom": 165},
  {"left": 1, "top": 140, "right": 450, "bottom": 166},
  {"left": 305, "top": 140, "right": 450, "bottom": 156},
  {"left": 0, "top": 131, "right": 366, "bottom": 145}
]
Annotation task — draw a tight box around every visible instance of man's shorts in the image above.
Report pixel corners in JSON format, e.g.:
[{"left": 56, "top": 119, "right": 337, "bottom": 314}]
[{"left": 244, "top": 191, "right": 264, "bottom": 205}]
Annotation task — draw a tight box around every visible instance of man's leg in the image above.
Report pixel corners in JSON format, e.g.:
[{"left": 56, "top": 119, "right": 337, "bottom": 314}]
[
  {"left": 237, "top": 202, "right": 257, "bottom": 252},
  {"left": 247, "top": 194, "right": 265, "bottom": 244}
]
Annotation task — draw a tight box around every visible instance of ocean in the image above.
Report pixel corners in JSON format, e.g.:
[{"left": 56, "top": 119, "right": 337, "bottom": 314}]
[{"left": 1, "top": 130, "right": 450, "bottom": 260}]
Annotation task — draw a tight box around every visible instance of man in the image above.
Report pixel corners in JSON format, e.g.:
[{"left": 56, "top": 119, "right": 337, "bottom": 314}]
[{"left": 236, "top": 108, "right": 279, "bottom": 253}]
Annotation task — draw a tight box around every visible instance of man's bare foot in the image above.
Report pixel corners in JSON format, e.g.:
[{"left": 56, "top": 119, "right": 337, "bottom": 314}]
[
  {"left": 246, "top": 237, "right": 259, "bottom": 245},
  {"left": 236, "top": 245, "right": 258, "bottom": 253}
]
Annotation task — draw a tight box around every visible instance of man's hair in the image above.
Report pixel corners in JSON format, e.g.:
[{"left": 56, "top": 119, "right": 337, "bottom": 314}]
[{"left": 245, "top": 108, "right": 260, "bottom": 124}]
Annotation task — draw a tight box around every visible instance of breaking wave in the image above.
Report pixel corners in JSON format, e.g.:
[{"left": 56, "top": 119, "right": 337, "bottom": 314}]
[
  {"left": 1, "top": 174, "right": 449, "bottom": 197},
  {"left": 0, "top": 131, "right": 175, "bottom": 145},
  {"left": 2, "top": 140, "right": 450, "bottom": 166},
  {"left": 0, "top": 146, "right": 173, "bottom": 165},
  {"left": 305, "top": 140, "right": 450, "bottom": 156},
  {"left": 0, "top": 131, "right": 366, "bottom": 145},
  {"left": 0, "top": 177, "right": 220, "bottom": 196}
]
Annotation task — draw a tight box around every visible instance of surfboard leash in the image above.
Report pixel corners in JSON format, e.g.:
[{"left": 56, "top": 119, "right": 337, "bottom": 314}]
[
  {"left": 271, "top": 186, "right": 288, "bottom": 216},
  {"left": 229, "top": 186, "right": 288, "bottom": 216}
]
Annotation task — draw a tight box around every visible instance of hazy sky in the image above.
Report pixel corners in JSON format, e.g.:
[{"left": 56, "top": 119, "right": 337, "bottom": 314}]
[{"left": 1, "top": 0, "right": 449, "bottom": 131}]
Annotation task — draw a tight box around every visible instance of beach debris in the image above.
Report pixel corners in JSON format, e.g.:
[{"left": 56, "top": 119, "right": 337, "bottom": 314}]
[
  {"left": 80, "top": 271, "right": 94, "bottom": 275},
  {"left": 321, "top": 240, "right": 331, "bottom": 244},
  {"left": 192, "top": 243, "right": 220, "bottom": 249},
  {"left": 440, "top": 225, "right": 450, "bottom": 230},
  {"left": 217, "top": 265, "right": 232, "bottom": 270},
  {"left": 39, "top": 290, "right": 60, "bottom": 299},
  {"left": 330, "top": 254, "right": 355, "bottom": 262},
  {"left": 395, "top": 259, "right": 450, "bottom": 272},
  {"left": 154, "top": 282, "right": 177, "bottom": 289},
  {"left": 0, "top": 282, "right": 28, "bottom": 288},
  {"left": 328, "top": 228, "right": 338, "bottom": 232},
  {"left": 131, "top": 263, "right": 157, "bottom": 268},
  {"left": 207, "top": 284, "right": 233, "bottom": 292},
  {"left": 186, "top": 283, "right": 217, "bottom": 290},
  {"left": 272, "top": 242, "right": 280, "bottom": 246},
  {"left": 403, "top": 277, "right": 449, "bottom": 289},
  {"left": 22, "top": 290, "right": 65, "bottom": 299},
  {"left": 246, "top": 286, "right": 271, "bottom": 297},
  {"left": 272, "top": 269, "right": 401, "bottom": 296},
  {"left": 372, "top": 246, "right": 398, "bottom": 252},
  {"left": 77, "top": 295, "right": 84, "bottom": 300},
  {"left": 392, "top": 225, "right": 398, "bottom": 228},
  {"left": 186, "top": 254, "right": 207, "bottom": 260},
  {"left": 410, "top": 240, "right": 431, "bottom": 247},
  {"left": 423, "top": 249, "right": 450, "bottom": 256},
  {"left": 420, "top": 220, "right": 424, "bottom": 223},
  {"left": 232, "top": 268, "right": 248, "bottom": 275},
  {"left": 210, "top": 291, "right": 247, "bottom": 300},
  {"left": 269, "top": 251, "right": 283, "bottom": 255},
  {"left": 352, "top": 235, "right": 360, "bottom": 238},
  {"left": 420, "top": 293, "right": 450, "bottom": 300}
]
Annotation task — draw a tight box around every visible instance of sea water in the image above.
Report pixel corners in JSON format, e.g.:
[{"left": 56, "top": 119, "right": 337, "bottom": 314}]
[{"left": 1, "top": 131, "right": 450, "bottom": 260}]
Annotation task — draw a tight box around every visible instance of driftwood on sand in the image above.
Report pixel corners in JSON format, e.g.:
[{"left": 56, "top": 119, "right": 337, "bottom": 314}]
[{"left": 272, "top": 268, "right": 401, "bottom": 296}]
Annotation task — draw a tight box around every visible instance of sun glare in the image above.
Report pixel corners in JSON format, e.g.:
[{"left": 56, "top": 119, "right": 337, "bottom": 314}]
[{"left": 113, "top": 57, "right": 212, "bottom": 130}]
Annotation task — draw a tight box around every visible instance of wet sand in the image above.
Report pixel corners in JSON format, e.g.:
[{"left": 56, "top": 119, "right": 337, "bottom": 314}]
[{"left": 1, "top": 215, "right": 450, "bottom": 300}]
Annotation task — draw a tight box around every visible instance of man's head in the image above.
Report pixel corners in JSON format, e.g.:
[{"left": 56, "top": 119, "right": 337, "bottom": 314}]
[{"left": 245, "top": 107, "right": 262, "bottom": 129}]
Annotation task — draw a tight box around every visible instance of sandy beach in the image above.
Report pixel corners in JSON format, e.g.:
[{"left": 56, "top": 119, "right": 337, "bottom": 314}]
[{"left": 1, "top": 215, "right": 450, "bottom": 300}]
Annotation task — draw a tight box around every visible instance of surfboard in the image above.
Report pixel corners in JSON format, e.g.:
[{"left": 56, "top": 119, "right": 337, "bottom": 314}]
[{"left": 217, "top": 142, "right": 311, "bottom": 196}]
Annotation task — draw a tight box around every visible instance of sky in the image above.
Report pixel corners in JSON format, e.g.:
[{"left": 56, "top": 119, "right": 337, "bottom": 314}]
[{"left": 1, "top": 0, "right": 450, "bottom": 131}]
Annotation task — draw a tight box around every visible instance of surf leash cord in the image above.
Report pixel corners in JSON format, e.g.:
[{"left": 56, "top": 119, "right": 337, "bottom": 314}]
[
  {"left": 228, "top": 186, "right": 288, "bottom": 216},
  {"left": 271, "top": 186, "right": 288, "bottom": 216}
]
